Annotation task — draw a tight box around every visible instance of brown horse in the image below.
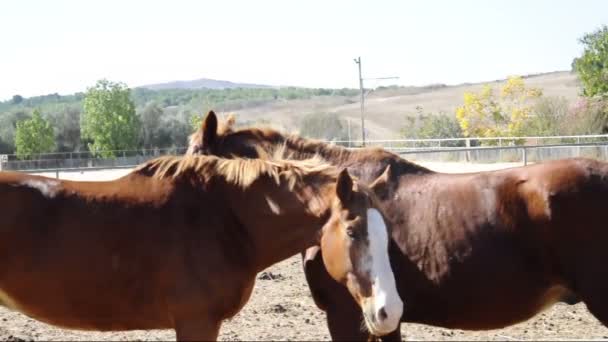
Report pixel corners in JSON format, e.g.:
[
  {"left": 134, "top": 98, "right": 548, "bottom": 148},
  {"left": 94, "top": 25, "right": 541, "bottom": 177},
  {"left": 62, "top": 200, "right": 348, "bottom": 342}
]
[
  {"left": 0, "top": 154, "right": 403, "bottom": 340},
  {"left": 188, "top": 111, "right": 608, "bottom": 341}
]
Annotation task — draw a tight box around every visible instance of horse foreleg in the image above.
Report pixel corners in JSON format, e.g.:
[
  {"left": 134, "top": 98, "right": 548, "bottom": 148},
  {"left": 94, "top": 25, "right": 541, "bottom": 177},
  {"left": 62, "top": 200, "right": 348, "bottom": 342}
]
[
  {"left": 578, "top": 280, "right": 608, "bottom": 327},
  {"left": 325, "top": 305, "right": 371, "bottom": 341},
  {"left": 174, "top": 315, "right": 221, "bottom": 342},
  {"left": 574, "top": 255, "right": 608, "bottom": 327}
]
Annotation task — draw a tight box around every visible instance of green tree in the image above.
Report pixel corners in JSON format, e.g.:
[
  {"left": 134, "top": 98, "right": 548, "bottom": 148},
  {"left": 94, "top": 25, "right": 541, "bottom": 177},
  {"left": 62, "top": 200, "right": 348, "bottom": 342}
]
[
  {"left": 139, "top": 102, "right": 164, "bottom": 148},
  {"left": 573, "top": 25, "right": 608, "bottom": 97},
  {"left": 0, "top": 110, "right": 31, "bottom": 154},
  {"left": 14, "top": 109, "right": 56, "bottom": 159},
  {"left": 81, "top": 79, "right": 140, "bottom": 157},
  {"left": 190, "top": 112, "right": 203, "bottom": 133},
  {"left": 49, "top": 105, "right": 82, "bottom": 152},
  {"left": 401, "top": 112, "right": 464, "bottom": 147},
  {"left": 523, "top": 96, "right": 570, "bottom": 136},
  {"left": 11, "top": 95, "right": 23, "bottom": 105}
]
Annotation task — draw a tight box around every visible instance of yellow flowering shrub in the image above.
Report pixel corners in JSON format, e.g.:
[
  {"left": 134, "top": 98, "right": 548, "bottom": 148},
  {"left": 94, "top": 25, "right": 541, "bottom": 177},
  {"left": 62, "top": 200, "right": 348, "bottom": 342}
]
[{"left": 455, "top": 76, "right": 542, "bottom": 143}]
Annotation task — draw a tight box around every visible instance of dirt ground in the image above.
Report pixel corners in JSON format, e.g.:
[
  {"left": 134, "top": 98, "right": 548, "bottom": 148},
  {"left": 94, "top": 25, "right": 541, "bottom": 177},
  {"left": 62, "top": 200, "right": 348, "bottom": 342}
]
[{"left": 1, "top": 254, "right": 607, "bottom": 341}]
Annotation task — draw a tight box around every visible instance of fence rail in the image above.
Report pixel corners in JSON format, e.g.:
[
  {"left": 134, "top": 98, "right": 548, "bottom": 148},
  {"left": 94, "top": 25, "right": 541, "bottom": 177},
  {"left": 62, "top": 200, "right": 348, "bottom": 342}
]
[
  {"left": 396, "top": 142, "right": 608, "bottom": 165},
  {"left": 4, "top": 134, "right": 608, "bottom": 176},
  {"left": 331, "top": 133, "right": 608, "bottom": 147}
]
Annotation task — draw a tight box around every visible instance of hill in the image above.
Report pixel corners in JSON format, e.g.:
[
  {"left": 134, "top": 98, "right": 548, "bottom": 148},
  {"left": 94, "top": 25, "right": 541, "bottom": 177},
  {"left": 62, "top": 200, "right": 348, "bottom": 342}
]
[
  {"left": 222, "top": 71, "right": 581, "bottom": 140},
  {"left": 139, "top": 78, "right": 275, "bottom": 90},
  {"left": 0, "top": 71, "right": 582, "bottom": 154}
]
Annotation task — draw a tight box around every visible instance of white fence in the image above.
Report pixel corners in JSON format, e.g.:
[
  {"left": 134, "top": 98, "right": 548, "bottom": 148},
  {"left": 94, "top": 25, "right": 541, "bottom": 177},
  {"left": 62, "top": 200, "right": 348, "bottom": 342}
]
[
  {"left": 330, "top": 134, "right": 608, "bottom": 150},
  {"left": 3, "top": 134, "right": 608, "bottom": 176},
  {"left": 396, "top": 142, "right": 608, "bottom": 165}
]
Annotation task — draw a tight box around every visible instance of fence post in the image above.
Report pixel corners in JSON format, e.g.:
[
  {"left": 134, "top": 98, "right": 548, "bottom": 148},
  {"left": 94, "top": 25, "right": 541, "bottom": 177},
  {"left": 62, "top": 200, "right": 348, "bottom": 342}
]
[
  {"left": 465, "top": 138, "right": 471, "bottom": 163},
  {"left": 522, "top": 147, "right": 528, "bottom": 166}
]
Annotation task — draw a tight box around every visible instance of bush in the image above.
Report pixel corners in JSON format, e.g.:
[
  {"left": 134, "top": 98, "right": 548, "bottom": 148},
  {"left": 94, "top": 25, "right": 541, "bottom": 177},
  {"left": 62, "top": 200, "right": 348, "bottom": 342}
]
[
  {"left": 401, "top": 110, "right": 465, "bottom": 147},
  {"left": 566, "top": 95, "right": 608, "bottom": 135},
  {"left": 299, "top": 112, "right": 349, "bottom": 141},
  {"left": 523, "top": 96, "right": 570, "bottom": 136}
]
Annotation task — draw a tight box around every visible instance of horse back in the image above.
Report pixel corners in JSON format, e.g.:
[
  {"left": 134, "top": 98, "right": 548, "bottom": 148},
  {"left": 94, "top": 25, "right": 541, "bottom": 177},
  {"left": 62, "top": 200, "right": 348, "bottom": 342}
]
[{"left": 0, "top": 170, "right": 249, "bottom": 330}]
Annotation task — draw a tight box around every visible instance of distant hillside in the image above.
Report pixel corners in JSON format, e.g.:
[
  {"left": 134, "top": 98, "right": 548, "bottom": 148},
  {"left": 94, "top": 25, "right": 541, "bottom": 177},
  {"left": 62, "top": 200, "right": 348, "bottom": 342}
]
[
  {"left": 0, "top": 70, "right": 583, "bottom": 155},
  {"left": 221, "top": 70, "right": 582, "bottom": 140},
  {"left": 139, "top": 78, "right": 276, "bottom": 90}
]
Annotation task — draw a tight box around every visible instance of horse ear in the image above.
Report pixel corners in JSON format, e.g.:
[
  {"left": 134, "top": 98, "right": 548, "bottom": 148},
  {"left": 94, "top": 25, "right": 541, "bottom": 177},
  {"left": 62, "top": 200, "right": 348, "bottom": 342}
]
[
  {"left": 336, "top": 169, "right": 353, "bottom": 203},
  {"left": 202, "top": 110, "right": 218, "bottom": 149},
  {"left": 370, "top": 165, "right": 392, "bottom": 200}
]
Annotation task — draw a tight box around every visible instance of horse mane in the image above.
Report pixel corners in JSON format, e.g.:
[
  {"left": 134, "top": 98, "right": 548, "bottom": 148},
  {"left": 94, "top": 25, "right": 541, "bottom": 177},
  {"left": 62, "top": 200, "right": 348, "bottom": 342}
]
[
  {"left": 208, "top": 123, "right": 432, "bottom": 175},
  {"left": 133, "top": 153, "right": 338, "bottom": 190}
]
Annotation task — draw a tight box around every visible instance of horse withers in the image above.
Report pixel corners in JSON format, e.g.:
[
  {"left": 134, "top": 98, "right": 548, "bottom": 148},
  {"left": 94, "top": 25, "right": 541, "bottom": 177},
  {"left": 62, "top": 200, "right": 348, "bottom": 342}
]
[
  {"left": 189, "top": 111, "right": 607, "bottom": 341},
  {"left": 0, "top": 154, "right": 402, "bottom": 340}
]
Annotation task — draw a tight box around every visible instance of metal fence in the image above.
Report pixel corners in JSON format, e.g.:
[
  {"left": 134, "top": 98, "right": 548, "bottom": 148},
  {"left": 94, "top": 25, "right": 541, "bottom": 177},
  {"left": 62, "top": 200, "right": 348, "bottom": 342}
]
[
  {"left": 0, "top": 147, "right": 187, "bottom": 173},
  {"left": 4, "top": 134, "right": 608, "bottom": 175},
  {"left": 330, "top": 134, "right": 608, "bottom": 150},
  {"left": 396, "top": 142, "right": 608, "bottom": 165}
]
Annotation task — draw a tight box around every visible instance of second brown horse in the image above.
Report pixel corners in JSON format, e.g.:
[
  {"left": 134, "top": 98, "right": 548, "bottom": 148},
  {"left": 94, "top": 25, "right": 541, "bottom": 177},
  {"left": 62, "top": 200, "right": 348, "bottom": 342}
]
[{"left": 189, "top": 111, "right": 607, "bottom": 341}]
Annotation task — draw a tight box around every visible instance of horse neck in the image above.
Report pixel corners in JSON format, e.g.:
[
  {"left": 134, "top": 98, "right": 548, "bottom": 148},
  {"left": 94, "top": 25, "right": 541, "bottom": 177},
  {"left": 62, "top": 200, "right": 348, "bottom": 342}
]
[
  {"left": 226, "top": 177, "right": 332, "bottom": 272},
  {"left": 278, "top": 136, "right": 433, "bottom": 182}
]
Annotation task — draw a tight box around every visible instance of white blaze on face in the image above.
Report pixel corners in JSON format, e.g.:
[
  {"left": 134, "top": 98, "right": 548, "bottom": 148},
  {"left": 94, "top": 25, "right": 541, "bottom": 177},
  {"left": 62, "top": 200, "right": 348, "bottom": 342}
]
[
  {"left": 363, "top": 208, "right": 403, "bottom": 334},
  {"left": 20, "top": 179, "right": 60, "bottom": 198}
]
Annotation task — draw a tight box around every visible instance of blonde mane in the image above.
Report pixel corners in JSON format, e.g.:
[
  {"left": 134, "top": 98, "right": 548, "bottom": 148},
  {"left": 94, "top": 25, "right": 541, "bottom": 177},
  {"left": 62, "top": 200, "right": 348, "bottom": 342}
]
[{"left": 133, "top": 153, "right": 337, "bottom": 190}]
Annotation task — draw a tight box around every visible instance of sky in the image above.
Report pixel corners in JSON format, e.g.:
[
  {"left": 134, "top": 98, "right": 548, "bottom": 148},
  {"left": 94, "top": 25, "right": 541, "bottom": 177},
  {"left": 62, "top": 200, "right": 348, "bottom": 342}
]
[{"left": 0, "top": 0, "right": 606, "bottom": 100}]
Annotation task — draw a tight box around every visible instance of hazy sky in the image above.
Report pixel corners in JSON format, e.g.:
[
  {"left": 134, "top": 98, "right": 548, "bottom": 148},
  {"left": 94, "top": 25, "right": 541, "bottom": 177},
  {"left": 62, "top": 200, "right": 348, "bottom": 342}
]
[{"left": 0, "top": 0, "right": 606, "bottom": 100}]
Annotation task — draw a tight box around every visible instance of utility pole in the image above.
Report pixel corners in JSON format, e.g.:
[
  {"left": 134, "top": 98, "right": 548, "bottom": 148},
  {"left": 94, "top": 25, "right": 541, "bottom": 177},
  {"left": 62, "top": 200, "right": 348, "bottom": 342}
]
[
  {"left": 354, "top": 57, "right": 365, "bottom": 146},
  {"left": 353, "top": 57, "right": 399, "bottom": 147}
]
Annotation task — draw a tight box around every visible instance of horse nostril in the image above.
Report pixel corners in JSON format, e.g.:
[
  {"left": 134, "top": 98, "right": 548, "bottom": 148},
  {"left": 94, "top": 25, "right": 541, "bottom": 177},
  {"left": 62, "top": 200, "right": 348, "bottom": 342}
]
[{"left": 377, "top": 307, "right": 388, "bottom": 321}]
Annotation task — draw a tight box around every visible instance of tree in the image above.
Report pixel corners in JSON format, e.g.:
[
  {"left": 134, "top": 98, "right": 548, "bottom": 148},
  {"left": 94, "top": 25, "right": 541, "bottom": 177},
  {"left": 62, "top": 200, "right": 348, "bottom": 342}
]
[
  {"left": 49, "top": 105, "right": 82, "bottom": 152},
  {"left": 567, "top": 95, "right": 608, "bottom": 134},
  {"left": 522, "top": 96, "right": 570, "bottom": 136},
  {"left": 401, "top": 109, "right": 464, "bottom": 147},
  {"left": 573, "top": 25, "right": 608, "bottom": 97},
  {"left": 81, "top": 79, "right": 140, "bottom": 157},
  {"left": 0, "top": 110, "right": 31, "bottom": 154},
  {"left": 11, "top": 95, "right": 23, "bottom": 105},
  {"left": 455, "top": 76, "right": 542, "bottom": 142},
  {"left": 14, "top": 109, "right": 55, "bottom": 159},
  {"left": 190, "top": 112, "right": 203, "bottom": 133},
  {"left": 139, "top": 102, "right": 163, "bottom": 149}
]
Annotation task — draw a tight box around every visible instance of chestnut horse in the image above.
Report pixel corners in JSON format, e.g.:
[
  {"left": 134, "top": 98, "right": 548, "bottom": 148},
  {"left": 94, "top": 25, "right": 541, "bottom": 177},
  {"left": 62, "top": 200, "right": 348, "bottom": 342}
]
[
  {"left": 188, "top": 111, "right": 608, "bottom": 341},
  {"left": 0, "top": 154, "right": 403, "bottom": 340}
]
